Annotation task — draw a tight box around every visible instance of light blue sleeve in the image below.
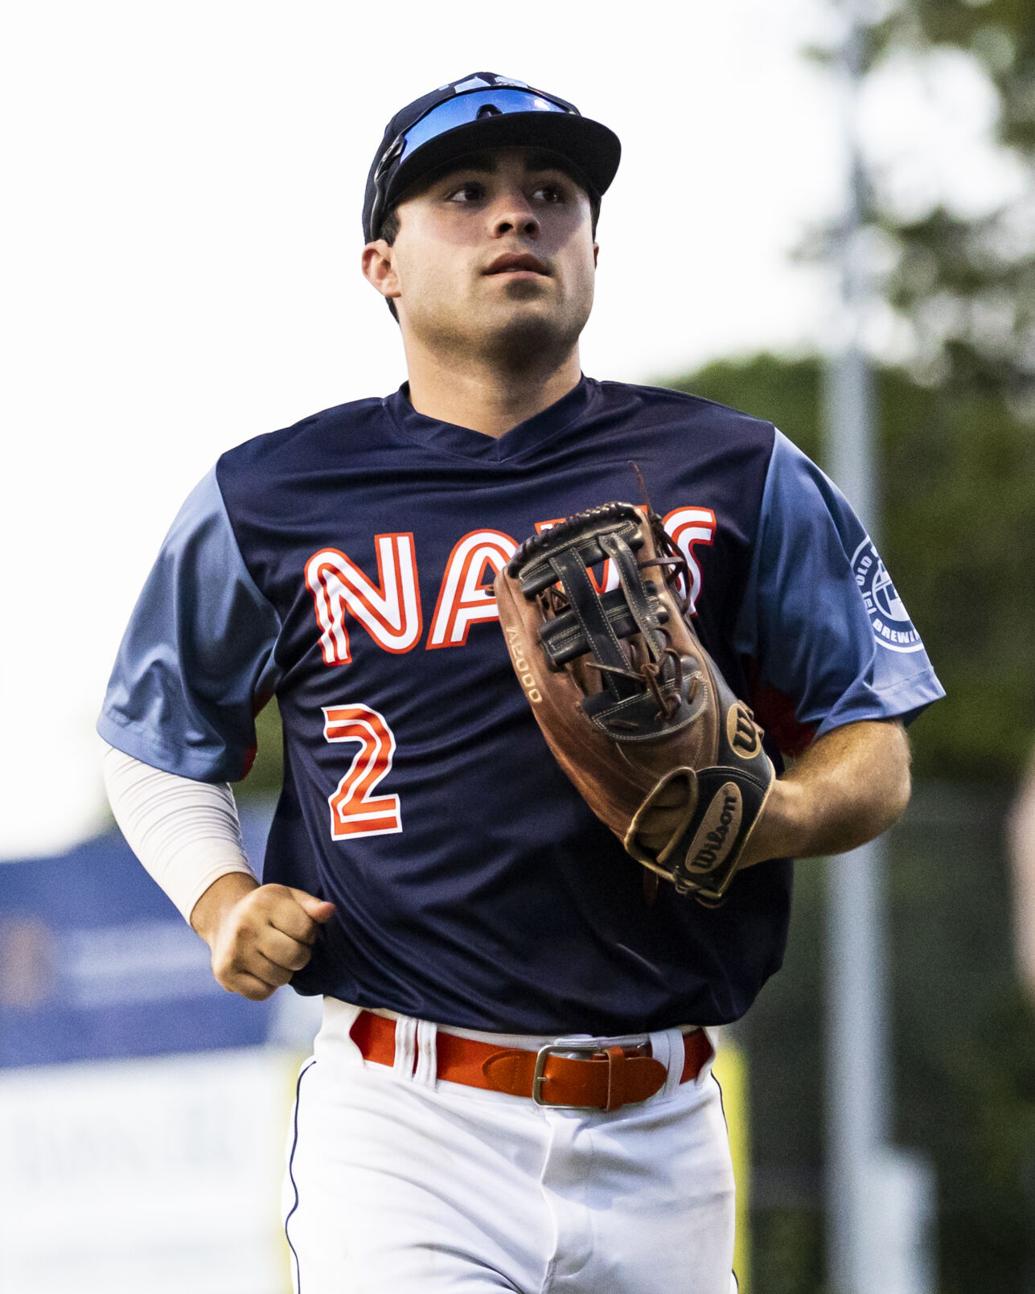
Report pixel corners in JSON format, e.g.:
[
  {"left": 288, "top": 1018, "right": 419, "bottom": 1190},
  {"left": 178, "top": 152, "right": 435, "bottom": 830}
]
[
  {"left": 98, "top": 467, "right": 283, "bottom": 781},
  {"left": 734, "top": 430, "right": 944, "bottom": 740}
]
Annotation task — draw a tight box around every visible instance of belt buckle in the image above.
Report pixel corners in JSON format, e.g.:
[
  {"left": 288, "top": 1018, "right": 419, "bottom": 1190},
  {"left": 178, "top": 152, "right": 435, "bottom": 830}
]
[
  {"left": 530, "top": 1030, "right": 652, "bottom": 1112},
  {"left": 532, "top": 1041, "right": 606, "bottom": 1110}
]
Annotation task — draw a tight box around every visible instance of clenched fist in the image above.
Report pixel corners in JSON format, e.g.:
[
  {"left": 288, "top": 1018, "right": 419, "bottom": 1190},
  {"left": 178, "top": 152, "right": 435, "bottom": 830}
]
[{"left": 190, "top": 873, "right": 336, "bottom": 1000}]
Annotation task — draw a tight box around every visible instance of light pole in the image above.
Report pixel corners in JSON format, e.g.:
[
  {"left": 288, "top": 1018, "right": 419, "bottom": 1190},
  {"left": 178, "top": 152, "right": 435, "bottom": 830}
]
[
  {"left": 822, "top": 6, "right": 935, "bottom": 1292},
  {"left": 823, "top": 4, "right": 890, "bottom": 1290}
]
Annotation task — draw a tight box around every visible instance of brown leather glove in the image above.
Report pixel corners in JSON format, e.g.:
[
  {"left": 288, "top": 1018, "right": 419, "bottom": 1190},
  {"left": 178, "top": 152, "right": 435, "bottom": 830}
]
[{"left": 494, "top": 501, "right": 774, "bottom": 905}]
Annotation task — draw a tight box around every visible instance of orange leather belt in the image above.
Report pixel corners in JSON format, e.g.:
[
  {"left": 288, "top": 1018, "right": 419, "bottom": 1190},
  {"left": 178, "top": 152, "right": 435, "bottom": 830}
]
[{"left": 350, "top": 1010, "right": 712, "bottom": 1112}]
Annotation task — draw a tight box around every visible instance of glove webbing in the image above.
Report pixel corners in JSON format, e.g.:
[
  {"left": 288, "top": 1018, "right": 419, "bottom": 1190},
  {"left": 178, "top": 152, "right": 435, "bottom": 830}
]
[{"left": 545, "top": 533, "right": 665, "bottom": 705}]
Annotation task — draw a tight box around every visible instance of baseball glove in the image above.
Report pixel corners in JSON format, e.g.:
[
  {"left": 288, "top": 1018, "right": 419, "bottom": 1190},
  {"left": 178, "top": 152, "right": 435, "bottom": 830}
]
[{"left": 494, "top": 501, "right": 774, "bottom": 904}]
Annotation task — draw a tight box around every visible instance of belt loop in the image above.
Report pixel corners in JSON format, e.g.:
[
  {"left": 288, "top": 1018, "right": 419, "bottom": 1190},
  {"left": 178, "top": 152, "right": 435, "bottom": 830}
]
[
  {"left": 392, "top": 1015, "right": 418, "bottom": 1080},
  {"left": 649, "top": 1027, "right": 685, "bottom": 1098},
  {"left": 413, "top": 1018, "right": 438, "bottom": 1087}
]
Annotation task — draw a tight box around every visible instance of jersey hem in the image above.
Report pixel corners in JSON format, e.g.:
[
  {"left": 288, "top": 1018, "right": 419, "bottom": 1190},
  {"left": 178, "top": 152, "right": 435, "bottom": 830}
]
[
  {"left": 96, "top": 709, "right": 241, "bottom": 783},
  {"left": 811, "top": 668, "right": 945, "bottom": 739}
]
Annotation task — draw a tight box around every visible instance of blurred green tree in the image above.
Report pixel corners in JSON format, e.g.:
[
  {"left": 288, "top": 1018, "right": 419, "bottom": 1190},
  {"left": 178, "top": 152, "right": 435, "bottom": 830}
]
[
  {"left": 860, "top": 0, "right": 1034, "bottom": 408},
  {"left": 246, "top": 698, "right": 284, "bottom": 800}
]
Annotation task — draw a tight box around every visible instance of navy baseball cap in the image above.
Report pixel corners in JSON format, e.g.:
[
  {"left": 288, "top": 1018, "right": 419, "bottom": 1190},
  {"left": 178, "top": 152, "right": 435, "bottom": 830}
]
[{"left": 362, "top": 72, "right": 621, "bottom": 242}]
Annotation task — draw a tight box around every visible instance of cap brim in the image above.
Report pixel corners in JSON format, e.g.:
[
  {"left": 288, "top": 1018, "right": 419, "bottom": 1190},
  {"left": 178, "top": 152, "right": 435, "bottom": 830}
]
[{"left": 384, "top": 111, "right": 621, "bottom": 212}]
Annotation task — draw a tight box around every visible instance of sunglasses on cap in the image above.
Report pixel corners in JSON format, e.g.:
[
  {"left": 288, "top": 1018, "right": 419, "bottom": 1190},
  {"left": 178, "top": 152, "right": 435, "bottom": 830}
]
[{"left": 369, "top": 88, "right": 576, "bottom": 238}]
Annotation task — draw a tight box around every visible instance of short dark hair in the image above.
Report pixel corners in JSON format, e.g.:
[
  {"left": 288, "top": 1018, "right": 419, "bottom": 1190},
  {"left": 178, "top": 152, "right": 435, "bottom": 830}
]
[{"left": 374, "top": 153, "right": 602, "bottom": 324}]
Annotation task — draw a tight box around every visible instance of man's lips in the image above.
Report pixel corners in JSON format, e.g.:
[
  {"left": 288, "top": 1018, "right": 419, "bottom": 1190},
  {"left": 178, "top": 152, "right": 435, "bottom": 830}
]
[{"left": 484, "top": 252, "right": 549, "bottom": 276}]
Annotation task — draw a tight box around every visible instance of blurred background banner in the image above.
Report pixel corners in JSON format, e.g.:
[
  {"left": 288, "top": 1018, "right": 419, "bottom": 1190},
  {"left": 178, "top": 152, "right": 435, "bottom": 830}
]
[
  {"left": 0, "top": 808, "right": 280, "bottom": 1068},
  {"left": 1, "top": 1, "right": 1033, "bottom": 1291}
]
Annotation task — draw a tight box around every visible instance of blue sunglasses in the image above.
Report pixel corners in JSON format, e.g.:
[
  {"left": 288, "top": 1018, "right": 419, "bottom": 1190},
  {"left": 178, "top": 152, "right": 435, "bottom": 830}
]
[{"left": 370, "top": 88, "right": 575, "bottom": 235}]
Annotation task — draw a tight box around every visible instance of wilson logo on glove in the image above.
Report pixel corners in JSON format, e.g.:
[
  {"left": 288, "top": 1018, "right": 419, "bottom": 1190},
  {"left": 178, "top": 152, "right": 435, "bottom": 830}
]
[
  {"left": 685, "top": 786, "right": 742, "bottom": 876},
  {"left": 494, "top": 501, "right": 774, "bottom": 905},
  {"left": 728, "top": 704, "right": 763, "bottom": 759}
]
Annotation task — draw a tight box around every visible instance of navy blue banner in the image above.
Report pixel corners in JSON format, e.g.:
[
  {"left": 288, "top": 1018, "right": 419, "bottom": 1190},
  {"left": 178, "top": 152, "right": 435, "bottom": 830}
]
[{"left": 0, "top": 806, "right": 281, "bottom": 1068}]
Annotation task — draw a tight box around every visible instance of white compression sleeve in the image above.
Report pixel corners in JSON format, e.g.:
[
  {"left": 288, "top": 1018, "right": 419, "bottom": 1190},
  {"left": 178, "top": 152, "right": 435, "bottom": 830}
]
[{"left": 100, "top": 740, "right": 257, "bottom": 924}]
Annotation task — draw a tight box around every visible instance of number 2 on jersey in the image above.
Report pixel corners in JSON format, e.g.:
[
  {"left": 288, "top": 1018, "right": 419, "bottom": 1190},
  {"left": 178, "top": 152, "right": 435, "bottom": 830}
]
[{"left": 323, "top": 704, "right": 402, "bottom": 839}]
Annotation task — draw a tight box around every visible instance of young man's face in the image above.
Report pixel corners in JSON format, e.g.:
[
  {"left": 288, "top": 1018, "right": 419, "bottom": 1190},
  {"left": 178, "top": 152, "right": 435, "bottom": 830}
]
[{"left": 365, "top": 145, "right": 599, "bottom": 365}]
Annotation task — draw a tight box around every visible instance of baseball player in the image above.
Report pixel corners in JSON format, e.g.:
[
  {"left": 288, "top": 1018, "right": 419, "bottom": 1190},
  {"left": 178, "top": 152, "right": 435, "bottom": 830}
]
[{"left": 99, "top": 72, "right": 944, "bottom": 1293}]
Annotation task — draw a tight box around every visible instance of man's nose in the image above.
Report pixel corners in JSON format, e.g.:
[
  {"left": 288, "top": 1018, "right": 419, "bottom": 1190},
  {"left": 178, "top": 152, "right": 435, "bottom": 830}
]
[{"left": 491, "top": 194, "right": 540, "bottom": 238}]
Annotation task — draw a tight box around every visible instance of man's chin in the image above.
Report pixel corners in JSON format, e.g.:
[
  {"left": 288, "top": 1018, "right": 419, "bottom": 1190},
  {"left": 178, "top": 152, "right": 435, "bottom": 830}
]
[{"left": 478, "top": 303, "right": 585, "bottom": 366}]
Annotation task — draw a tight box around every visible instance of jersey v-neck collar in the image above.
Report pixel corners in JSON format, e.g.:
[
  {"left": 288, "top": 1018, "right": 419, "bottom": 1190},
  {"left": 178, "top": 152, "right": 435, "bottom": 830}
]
[{"left": 382, "top": 375, "right": 598, "bottom": 463}]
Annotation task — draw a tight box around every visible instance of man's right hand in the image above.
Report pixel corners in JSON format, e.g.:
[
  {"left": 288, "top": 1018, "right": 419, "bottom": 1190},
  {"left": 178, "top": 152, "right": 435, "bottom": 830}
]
[{"left": 190, "top": 873, "right": 336, "bottom": 1000}]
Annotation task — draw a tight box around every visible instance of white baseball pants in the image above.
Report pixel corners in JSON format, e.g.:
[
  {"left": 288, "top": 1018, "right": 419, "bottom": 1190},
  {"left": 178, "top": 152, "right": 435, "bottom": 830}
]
[{"left": 284, "top": 1000, "right": 738, "bottom": 1293}]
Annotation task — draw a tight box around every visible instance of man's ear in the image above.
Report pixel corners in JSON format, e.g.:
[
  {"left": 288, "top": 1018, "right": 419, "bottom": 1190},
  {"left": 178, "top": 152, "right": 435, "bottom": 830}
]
[
  {"left": 362, "top": 240, "right": 401, "bottom": 301},
  {"left": 593, "top": 242, "right": 599, "bottom": 268}
]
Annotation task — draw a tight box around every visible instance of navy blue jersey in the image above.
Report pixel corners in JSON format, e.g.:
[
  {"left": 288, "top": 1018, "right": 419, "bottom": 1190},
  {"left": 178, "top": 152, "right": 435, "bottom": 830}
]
[{"left": 99, "top": 377, "right": 944, "bottom": 1032}]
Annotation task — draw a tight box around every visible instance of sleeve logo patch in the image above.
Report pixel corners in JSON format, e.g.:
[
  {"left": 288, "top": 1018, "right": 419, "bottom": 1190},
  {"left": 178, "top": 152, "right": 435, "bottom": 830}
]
[{"left": 852, "top": 538, "right": 923, "bottom": 654}]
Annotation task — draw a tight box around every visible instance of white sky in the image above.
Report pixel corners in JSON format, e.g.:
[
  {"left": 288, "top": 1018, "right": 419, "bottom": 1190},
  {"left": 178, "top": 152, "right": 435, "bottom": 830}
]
[{"left": 0, "top": 0, "right": 1022, "bottom": 858}]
